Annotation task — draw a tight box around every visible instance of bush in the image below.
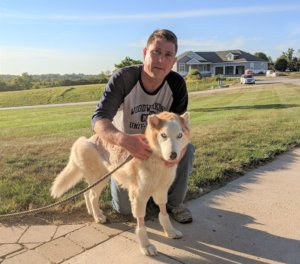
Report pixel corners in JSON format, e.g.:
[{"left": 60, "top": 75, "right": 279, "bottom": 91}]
[
  {"left": 274, "top": 58, "right": 288, "bottom": 72},
  {"left": 213, "top": 74, "right": 226, "bottom": 81},
  {"left": 186, "top": 69, "right": 202, "bottom": 80}
]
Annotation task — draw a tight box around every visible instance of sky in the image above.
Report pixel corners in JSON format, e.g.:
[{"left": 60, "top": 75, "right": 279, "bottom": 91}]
[{"left": 0, "top": 0, "right": 300, "bottom": 75}]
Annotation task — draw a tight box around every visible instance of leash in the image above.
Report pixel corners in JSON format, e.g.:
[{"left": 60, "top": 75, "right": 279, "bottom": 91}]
[{"left": 0, "top": 155, "right": 133, "bottom": 219}]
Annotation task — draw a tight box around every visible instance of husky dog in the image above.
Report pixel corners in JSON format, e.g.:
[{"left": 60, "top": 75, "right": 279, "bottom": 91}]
[{"left": 51, "top": 111, "right": 191, "bottom": 256}]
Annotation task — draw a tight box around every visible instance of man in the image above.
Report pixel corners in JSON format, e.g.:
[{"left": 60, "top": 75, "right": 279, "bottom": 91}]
[{"left": 92, "top": 29, "right": 194, "bottom": 223}]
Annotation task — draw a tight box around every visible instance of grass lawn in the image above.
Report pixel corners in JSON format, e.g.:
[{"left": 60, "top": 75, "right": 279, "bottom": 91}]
[
  {"left": 0, "top": 83, "right": 300, "bottom": 220},
  {"left": 0, "top": 83, "right": 105, "bottom": 107},
  {"left": 0, "top": 78, "right": 239, "bottom": 108}
]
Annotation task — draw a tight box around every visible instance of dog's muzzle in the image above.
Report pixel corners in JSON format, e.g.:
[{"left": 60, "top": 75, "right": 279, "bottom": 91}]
[{"left": 169, "top": 151, "right": 177, "bottom": 160}]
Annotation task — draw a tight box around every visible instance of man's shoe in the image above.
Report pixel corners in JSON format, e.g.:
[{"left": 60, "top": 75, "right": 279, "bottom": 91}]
[{"left": 167, "top": 203, "right": 193, "bottom": 224}]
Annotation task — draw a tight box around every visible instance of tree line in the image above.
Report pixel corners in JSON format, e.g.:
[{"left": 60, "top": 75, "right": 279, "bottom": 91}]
[
  {"left": 0, "top": 56, "right": 142, "bottom": 92},
  {"left": 255, "top": 48, "right": 300, "bottom": 72},
  {"left": 0, "top": 72, "right": 111, "bottom": 92},
  {"left": 1, "top": 49, "right": 299, "bottom": 92}
]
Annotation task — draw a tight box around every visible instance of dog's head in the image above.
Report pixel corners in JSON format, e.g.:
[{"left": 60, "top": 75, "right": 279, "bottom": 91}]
[{"left": 145, "top": 111, "right": 191, "bottom": 162}]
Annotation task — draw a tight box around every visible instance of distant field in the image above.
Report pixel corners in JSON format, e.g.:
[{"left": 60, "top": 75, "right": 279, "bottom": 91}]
[
  {"left": 0, "top": 84, "right": 105, "bottom": 107},
  {"left": 280, "top": 72, "right": 300, "bottom": 78},
  {"left": 0, "top": 78, "right": 240, "bottom": 108},
  {"left": 1, "top": 83, "right": 300, "bottom": 218}
]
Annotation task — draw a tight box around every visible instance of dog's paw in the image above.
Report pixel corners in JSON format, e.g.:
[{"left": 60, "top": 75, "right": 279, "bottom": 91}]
[
  {"left": 94, "top": 214, "right": 107, "bottom": 224},
  {"left": 165, "top": 227, "right": 182, "bottom": 239},
  {"left": 140, "top": 244, "right": 157, "bottom": 256}
]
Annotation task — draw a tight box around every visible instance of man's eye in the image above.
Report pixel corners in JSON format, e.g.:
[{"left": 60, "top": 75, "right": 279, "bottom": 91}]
[
  {"left": 152, "top": 50, "right": 161, "bottom": 55},
  {"left": 177, "top": 133, "right": 182, "bottom": 139},
  {"left": 161, "top": 133, "right": 167, "bottom": 139}
]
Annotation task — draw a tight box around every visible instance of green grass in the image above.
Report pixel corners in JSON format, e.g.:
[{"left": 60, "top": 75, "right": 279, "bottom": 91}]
[
  {"left": 187, "top": 84, "right": 300, "bottom": 195},
  {"left": 0, "top": 80, "right": 240, "bottom": 108},
  {"left": 0, "top": 83, "right": 300, "bottom": 217},
  {"left": 186, "top": 77, "right": 239, "bottom": 92},
  {"left": 280, "top": 72, "right": 300, "bottom": 78},
  {"left": 0, "top": 83, "right": 105, "bottom": 107}
]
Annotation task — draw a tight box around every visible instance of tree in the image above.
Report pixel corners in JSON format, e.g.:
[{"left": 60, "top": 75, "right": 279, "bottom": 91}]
[
  {"left": 267, "top": 56, "right": 275, "bottom": 70},
  {"left": 281, "top": 48, "right": 297, "bottom": 71},
  {"left": 12, "top": 72, "right": 34, "bottom": 90},
  {"left": 254, "top": 52, "right": 268, "bottom": 61},
  {"left": 114, "top": 56, "right": 143, "bottom": 69},
  {"left": 274, "top": 58, "right": 288, "bottom": 72},
  {"left": 0, "top": 80, "right": 8, "bottom": 91}
]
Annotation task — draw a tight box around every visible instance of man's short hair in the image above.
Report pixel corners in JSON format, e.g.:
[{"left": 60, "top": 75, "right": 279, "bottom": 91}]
[{"left": 147, "top": 29, "right": 178, "bottom": 54}]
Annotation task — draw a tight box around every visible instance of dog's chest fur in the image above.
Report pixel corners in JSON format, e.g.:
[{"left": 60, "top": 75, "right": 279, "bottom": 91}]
[{"left": 134, "top": 156, "right": 177, "bottom": 193}]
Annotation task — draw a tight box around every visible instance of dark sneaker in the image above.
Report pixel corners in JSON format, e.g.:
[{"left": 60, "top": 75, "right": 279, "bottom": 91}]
[{"left": 167, "top": 203, "right": 193, "bottom": 224}]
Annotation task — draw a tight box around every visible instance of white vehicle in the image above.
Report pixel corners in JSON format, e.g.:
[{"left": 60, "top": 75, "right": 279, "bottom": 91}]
[
  {"left": 240, "top": 74, "right": 255, "bottom": 85},
  {"left": 266, "top": 70, "right": 278, "bottom": 77}
]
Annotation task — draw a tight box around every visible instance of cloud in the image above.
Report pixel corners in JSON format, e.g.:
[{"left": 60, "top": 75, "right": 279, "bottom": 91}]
[
  {"left": 178, "top": 37, "right": 246, "bottom": 51},
  {"left": 1, "top": 4, "right": 300, "bottom": 22}
]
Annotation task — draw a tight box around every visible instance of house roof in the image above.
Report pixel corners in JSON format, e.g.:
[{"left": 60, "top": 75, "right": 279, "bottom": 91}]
[
  {"left": 177, "top": 50, "right": 267, "bottom": 63},
  {"left": 177, "top": 50, "right": 207, "bottom": 62}
]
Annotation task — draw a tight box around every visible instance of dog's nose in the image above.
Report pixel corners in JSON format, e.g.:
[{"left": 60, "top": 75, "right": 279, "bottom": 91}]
[{"left": 170, "top": 152, "right": 177, "bottom": 160}]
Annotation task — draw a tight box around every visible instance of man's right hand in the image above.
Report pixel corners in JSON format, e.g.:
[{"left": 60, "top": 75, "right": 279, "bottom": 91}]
[{"left": 119, "top": 134, "right": 152, "bottom": 160}]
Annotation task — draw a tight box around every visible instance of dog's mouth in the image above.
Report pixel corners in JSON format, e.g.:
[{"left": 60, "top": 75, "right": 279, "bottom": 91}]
[{"left": 160, "top": 151, "right": 178, "bottom": 163}]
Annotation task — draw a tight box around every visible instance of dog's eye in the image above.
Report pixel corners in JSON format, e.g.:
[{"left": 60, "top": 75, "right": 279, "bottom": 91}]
[
  {"left": 161, "top": 133, "right": 167, "bottom": 139},
  {"left": 177, "top": 133, "right": 183, "bottom": 139}
]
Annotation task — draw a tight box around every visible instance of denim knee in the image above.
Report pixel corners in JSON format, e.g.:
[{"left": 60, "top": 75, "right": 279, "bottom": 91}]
[{"left": 110, "top": 177, "right": 132, "bottom": 215}]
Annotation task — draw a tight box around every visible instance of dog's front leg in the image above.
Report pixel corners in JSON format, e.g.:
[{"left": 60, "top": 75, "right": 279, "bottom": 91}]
[
  {"left": 136, "top": 218, "right": 157, "bottom": 256},
  {"left": 158, "top": 204, "right": 182, "bottom": 239},
  {"left": 131, "top": 196, "right": 157, "bottom": 256}
]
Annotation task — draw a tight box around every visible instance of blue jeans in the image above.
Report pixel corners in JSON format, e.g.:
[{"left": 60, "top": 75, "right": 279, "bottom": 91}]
[{"left": 111, "top": 143, "right": 195, "bottom": 215}]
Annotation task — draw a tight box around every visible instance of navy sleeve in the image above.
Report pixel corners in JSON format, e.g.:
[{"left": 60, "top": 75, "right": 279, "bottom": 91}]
[
  {"left": 168, "top": 71, "right": 188, "bottom": 114},
  {"left": 91, "top": 65, "right": 140, "bottom": 129}
]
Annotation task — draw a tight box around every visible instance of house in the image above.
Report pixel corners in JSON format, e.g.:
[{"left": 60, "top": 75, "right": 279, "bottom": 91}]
[{"left": 174, "top": 50, "right": 268, "bottom": 76}]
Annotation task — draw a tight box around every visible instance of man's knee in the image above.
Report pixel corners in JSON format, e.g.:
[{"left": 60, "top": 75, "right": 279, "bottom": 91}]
[
  {"left": 112, "top": 199, "right": 132, "bottom": 215},
  {"left": 110, "top": 178, "right": 132, "bottom": 215},
  {"left": 178, "top": 143, "right": 195, "bottom": 174},
  {"left": 185, "top": 143, "right": 195, "bottom": 160}
]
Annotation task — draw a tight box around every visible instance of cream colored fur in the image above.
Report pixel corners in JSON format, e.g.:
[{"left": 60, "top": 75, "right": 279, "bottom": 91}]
[{"left": 51, "top": 111, "right": 191, "bottom": 256}]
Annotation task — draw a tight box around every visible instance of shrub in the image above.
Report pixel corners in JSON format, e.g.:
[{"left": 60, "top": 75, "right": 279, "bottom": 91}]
[
  {"left": 274, "top": 58, "right": 288, "bottom": 71},
  {"left": 186, "top": 69, "right": 202, "bottom": 80}
]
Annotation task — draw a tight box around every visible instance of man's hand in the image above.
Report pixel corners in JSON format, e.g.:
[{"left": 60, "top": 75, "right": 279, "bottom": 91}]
[
  {"left": 119, "top": 134, "right": 152, "bottom": 160},
  {"left": 94, "top": 119, "right": 152, "bottom": 160}
]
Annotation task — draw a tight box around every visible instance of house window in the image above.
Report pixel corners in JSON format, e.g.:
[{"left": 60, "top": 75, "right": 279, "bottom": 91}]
[
  {"left": 226, "top": 53, "right": 238, "bottom": 61},
  {"left": 179, "top": 63, "right": 185, "bottom": 72},
  {"left": 250, "top": 63, "right": 254, "bottom": 69}
]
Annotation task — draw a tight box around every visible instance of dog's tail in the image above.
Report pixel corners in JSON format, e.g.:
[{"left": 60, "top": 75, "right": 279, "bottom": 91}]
[
  {"left": 51, "top": 137, "right": 88, "bottom": 198},
  {"left": 51, "top": 159, "right": 82, "bottom": 198}
]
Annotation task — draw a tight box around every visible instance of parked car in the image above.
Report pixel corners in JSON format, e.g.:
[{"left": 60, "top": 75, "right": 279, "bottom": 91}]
[{"left": 240, "top": 74, "right": 255, "bottom": 85}]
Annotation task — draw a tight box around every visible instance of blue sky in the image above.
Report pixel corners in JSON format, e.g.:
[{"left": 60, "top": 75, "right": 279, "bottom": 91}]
[{"left": 1, "top": 0, "right": 300, "bottom": 75}]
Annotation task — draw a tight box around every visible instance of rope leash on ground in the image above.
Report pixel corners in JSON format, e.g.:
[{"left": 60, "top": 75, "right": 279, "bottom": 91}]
[{"left": 0, "top": 155, "right": 133, "bottom": 219}]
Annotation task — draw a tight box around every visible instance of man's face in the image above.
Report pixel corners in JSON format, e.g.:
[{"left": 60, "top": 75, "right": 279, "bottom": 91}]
[{"left": 143, "top": 37, "right": 177, "bottom": 81}]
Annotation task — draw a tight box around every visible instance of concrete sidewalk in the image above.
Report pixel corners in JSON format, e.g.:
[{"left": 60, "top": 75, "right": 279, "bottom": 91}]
[{"left": 1, "top": 148, "right": 300, "bottom": 264}]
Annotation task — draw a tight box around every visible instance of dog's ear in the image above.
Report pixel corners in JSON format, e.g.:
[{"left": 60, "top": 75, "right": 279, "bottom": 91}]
[
  {"left": 147, "top": 114, "right": 162, "bottom": 129},
  {"left": 180, "top": 112, "right": 190, "bottom": 128}
]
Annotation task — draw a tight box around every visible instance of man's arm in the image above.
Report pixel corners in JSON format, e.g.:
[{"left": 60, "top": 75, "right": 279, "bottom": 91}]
[{"left": 93, "top": 119, "right": 152, "bottom": 160}]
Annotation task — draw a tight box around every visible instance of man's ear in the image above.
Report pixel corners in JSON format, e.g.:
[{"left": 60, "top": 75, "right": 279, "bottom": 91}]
[
  {"left": 180, "top": 112, "right": 190, "bottom": 128},
  {"left": 147, "top": 114, "right": 162, "bottom": 129},
  {"left": 172, "top": 56, "right": 177, "bottom": 66},
  {"left": 143, "top": 47, "right": 148, "bottom": 60}
]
